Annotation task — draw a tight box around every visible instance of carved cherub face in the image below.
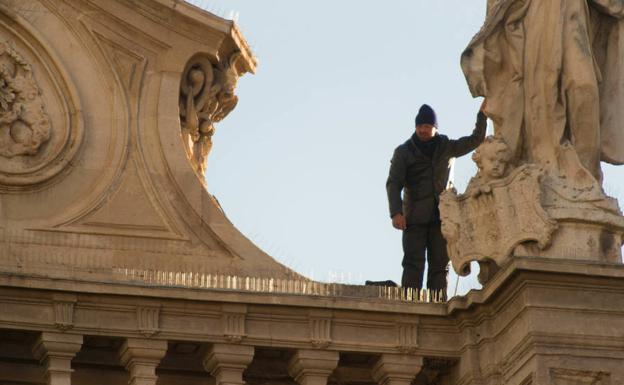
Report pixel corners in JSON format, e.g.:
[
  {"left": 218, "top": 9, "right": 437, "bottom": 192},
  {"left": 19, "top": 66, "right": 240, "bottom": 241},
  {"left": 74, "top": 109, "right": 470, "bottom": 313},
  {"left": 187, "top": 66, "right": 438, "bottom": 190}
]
[{"left": 473, "top": 136, "right": 511, "bottom": 181}]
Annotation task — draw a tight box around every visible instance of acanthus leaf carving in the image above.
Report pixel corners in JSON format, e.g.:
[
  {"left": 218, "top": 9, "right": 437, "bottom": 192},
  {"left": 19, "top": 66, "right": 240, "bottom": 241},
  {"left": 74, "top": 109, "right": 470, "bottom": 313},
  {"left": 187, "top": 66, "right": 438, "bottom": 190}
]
[
  {"left": 179, "top": 52, "right": 243, "bottom": 177},
  {"left": 0, "top": 40, "right": 51, "bottom": 158}
]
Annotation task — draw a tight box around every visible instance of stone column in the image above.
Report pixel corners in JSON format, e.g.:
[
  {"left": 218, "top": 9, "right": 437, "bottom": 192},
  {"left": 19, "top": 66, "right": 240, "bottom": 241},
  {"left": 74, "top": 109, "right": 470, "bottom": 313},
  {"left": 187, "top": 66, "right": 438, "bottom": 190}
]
[
  {"left": 372, "top": 354, "right": 423, "bottom": 385},
  {"left": 288, "top": 349, "right": 339, "bottom": 385},
  {"left": 204, "top": 344, "right": 255, "bottom": 385},
  {"left": 118, "top": 338, "right": 168, "bottom": 385},
  {"left": 32, "top": 332, "right": 83, "bottom": 385}
]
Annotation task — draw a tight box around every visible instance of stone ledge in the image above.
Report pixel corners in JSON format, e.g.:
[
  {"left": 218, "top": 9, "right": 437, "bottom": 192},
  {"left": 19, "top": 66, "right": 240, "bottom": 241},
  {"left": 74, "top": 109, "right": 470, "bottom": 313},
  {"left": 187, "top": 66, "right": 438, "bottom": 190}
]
[
  {"left": 0, "top": 272, "right": 446, "bottom": 315},
  {"left": 447, "top": 256, "right": 624, "bottom": 314}
]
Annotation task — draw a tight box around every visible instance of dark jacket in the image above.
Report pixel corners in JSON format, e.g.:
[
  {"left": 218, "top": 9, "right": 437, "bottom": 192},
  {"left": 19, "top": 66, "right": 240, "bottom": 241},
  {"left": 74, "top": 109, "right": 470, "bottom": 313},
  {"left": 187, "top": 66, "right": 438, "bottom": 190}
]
[{"left": 386, "top": 111, "right": 487, "bottom": 225}]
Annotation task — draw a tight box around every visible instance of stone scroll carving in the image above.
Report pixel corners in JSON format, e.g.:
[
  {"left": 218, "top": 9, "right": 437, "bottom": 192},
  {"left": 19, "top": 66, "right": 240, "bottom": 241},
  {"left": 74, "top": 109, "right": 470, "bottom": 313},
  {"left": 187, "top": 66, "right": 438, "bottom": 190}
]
[
  {"left": 179, "top": 52, "right": 243, "bottom": 177},
  {"left": 0, "top": 41, "right": 51, "bottom": 158},
  {"left": 440, "top": 137, "right": 557, "bottom": 277}
]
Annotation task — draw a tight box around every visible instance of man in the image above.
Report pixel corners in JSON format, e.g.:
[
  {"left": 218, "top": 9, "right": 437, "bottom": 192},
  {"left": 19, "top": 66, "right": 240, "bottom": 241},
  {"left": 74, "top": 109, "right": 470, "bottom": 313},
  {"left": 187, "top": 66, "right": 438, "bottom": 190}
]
[{"left": 386, "top": 103, "right": 487, "bottom": 293}]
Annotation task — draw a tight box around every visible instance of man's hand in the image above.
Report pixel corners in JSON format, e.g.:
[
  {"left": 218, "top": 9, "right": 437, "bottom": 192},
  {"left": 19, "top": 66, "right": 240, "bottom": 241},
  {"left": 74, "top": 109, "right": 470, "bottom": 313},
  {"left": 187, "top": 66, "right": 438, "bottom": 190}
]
[{"left": 392, "top": 213, "right": 407, "bottom": 230}]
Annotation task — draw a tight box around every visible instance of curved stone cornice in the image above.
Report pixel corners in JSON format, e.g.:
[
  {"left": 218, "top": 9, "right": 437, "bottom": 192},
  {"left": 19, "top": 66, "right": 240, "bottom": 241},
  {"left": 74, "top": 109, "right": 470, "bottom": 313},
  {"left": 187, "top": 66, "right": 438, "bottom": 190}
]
[{"left": 0, "top": 0, "right": 297, "bottom": 279}]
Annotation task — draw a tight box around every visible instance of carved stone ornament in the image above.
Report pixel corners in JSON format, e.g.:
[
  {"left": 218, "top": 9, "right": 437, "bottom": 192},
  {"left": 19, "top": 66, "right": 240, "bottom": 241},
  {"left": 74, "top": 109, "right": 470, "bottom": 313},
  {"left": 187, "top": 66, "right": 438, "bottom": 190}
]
[
  {"left": 179, "top": 52, "right": 243, "bottom": 177},
  {"left": 396, "top": 322, "right": 418, "bottom": 353},
  {"left": 0, "top": 41, "right": 51, "bottom": 157},
  {"left": 0, "top": 34, "right": 82, "bottom": 187},
  {"left": 459, "top": 1, "right": 624, "bottom": 266},
  {"left": 137, "top": 306, "right": 160, "bottom": 337},
  {"left": 223, "top": 312, "right": 246, "bottom": 343},
  {"left": 309, "top": 317, "right": 331, "bottom": 349},
  {"left": 440, "top": 137, "right": 557, "bottom": 276},
  {"left": 53, "top": 301, "right": 75, "bottom": 331}
]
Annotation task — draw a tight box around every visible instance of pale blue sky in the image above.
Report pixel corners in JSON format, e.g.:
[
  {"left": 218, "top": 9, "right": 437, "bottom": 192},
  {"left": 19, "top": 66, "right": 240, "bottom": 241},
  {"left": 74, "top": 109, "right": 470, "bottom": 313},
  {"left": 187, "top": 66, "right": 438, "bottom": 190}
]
[{"left": 192, "top": 1, "right": 624, "bottom": 296}]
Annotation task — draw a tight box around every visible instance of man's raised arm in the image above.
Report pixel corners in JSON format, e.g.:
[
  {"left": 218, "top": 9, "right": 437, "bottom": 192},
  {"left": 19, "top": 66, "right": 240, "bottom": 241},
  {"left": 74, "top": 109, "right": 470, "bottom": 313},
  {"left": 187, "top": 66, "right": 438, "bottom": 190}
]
[{"left": 448, "top": 100, "right": 488, "bottom": 158}]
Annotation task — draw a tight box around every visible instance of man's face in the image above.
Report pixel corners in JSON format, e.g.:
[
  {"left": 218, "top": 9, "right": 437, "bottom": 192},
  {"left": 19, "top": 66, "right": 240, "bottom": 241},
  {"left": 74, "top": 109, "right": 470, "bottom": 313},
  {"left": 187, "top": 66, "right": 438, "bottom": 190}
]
[{"left": 415, "top": 124, "right": 436, "bottom": 141}]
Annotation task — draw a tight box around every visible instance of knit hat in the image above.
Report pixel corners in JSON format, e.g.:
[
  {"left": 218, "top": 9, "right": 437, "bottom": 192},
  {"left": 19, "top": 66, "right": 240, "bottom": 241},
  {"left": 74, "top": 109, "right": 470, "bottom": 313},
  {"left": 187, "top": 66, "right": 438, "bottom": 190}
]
[{"left": 415, "top": 104, "right": 437, "bottom": 126}]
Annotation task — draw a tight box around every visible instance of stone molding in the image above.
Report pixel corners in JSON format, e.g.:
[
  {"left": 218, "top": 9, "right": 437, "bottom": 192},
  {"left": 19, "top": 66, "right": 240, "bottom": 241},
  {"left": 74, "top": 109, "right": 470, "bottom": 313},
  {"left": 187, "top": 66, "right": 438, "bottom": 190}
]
[
  {"left": 396, "top": 321, "right": 418, "bottom": 353},
  {"left": 118, "top": 338, "right": 168, "bottom": 385},
  {"left": 309, "top": 310, "right": 332, "bottom": 348},
  {"left": 287, "top": 349, "right": 339, "bottom": 385},
  {"left": 204, "top": 343, "right": 254, "bottom": 385},
  {"left": 52, "top": 294, "right": 77, "bottom": 331},
  {"left": 371, "top": 354, "right": 423, "bottom": 385},
  {"left": 0, "top": 256, "right": 622, "bottom": 383},
  {"left": 222, "top": 304, "right": 246, "bottom": 343},
  {"left": 549, "top": 368, "right": 610, "bottom": 385},
  {"left": 31, "top": 332, "right": 83, "bottom": 385},
  {"left": 136, "top": 306, "right": 160, "bottom": 337}
]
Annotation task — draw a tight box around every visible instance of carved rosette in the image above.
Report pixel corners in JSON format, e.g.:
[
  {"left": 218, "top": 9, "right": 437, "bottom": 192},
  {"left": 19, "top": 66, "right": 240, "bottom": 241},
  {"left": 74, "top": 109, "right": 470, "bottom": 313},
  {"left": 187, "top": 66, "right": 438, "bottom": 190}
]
[
  {"left": 0, "top": 31, "right": 82, "bottom": 187},
  {"left": 179, "top": 52, "right": 243, "bottom": 177}
]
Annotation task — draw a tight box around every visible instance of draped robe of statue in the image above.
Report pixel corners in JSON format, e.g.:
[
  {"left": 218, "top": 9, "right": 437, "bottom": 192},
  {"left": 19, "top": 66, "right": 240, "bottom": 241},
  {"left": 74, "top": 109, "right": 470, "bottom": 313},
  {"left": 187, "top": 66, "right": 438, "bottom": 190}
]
[{"left": 461, "top": 0, "right": 624, "bottom": 187}]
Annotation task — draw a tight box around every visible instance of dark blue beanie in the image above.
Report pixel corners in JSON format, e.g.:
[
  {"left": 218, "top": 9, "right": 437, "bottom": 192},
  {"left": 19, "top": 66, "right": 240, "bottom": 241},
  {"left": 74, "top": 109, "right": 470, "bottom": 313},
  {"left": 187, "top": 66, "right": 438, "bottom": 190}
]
[{"left": 415, "top": 104, "right": 437, "bottom": 126}]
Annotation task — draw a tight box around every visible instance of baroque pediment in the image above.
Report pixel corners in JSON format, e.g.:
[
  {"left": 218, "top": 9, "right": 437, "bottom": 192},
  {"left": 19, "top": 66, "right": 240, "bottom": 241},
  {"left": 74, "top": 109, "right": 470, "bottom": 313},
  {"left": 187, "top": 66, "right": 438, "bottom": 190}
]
[{"left": 0, "top": 0, "right": 295, "bottom": 279}]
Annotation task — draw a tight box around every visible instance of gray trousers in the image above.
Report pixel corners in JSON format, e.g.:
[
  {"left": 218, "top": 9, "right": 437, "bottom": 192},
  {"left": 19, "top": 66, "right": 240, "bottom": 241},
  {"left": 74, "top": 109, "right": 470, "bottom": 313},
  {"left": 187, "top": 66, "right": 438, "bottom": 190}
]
[{"left": 401, "top": 221, "right": 449, "bottom": 290}]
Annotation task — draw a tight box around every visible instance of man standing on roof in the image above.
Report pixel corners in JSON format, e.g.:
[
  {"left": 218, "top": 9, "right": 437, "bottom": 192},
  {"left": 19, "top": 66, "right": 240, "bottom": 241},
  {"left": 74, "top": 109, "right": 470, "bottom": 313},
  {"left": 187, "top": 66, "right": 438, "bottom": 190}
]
[{"left": 386, "top": 102, "right": 487, "bottom": 295}]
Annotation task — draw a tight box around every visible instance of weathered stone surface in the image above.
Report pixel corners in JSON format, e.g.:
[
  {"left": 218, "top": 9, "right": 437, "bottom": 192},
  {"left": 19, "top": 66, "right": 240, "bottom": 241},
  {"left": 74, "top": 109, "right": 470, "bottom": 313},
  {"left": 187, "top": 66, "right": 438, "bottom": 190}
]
[
  {"left": 441, "top": 156, "right": 556, "bottom": 276},
  {"left": 288, "top": 349, "right": 339, "bottom": 385},
  {"left": 448, "top": 0, "right": 624, "bottom": 269},
  {"left": 1, "top": 1, "right": 624, "bottom": 385},
  {"left": 180, "top": 52, "right": 245, "bottom": 177},
  {"left": 118, "top": 338, "right": 168, "bottom": 385},
  {"left": 0, "top": 0, "right": 296, "bottom": 279},
  {"left": 462, "top": 0, "right": 624, "bottom": 184}
]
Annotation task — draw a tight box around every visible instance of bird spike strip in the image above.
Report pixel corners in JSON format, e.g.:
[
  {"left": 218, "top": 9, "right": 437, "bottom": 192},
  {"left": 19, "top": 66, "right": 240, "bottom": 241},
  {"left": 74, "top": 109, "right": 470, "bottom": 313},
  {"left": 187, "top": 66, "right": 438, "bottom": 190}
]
[{"left": 113, "top": 268, "right": 447, "bottom": 303}]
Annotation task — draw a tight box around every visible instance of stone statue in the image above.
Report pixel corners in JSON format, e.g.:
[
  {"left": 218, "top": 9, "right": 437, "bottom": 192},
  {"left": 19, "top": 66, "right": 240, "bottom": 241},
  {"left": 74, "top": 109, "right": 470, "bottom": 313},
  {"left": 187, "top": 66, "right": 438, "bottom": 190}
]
[
  {"left": 441, "top": 0, "right": 624, "bottom": 278},
  {"left": 461, "top": 0, "right": 624, "bottom": 188}
]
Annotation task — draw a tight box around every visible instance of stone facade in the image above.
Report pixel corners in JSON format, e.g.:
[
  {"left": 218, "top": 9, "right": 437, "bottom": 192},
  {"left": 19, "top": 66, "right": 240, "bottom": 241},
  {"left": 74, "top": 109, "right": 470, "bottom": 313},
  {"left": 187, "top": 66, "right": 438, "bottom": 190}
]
[{"left": 1, "top": 1, "right": 624, "bottom": 385}]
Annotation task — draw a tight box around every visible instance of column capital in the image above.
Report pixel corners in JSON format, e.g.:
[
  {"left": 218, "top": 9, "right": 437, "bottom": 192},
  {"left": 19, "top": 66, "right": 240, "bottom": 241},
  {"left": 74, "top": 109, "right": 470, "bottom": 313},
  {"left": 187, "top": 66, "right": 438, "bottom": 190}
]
[
  {"left": 372, "top": 354, "right": 423, "bottom": 385},
  {"left": 32, "top": 332, "right": 83, "bottom": 385},
  {"left": 288, "top": 349, "right": 339, "bottom": 385},
  {"left": 204, "top": 344, "right": 254, "bottom": 385},
  {"left": 118, "top": 338, "right": 168, "bottom": 385}
]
